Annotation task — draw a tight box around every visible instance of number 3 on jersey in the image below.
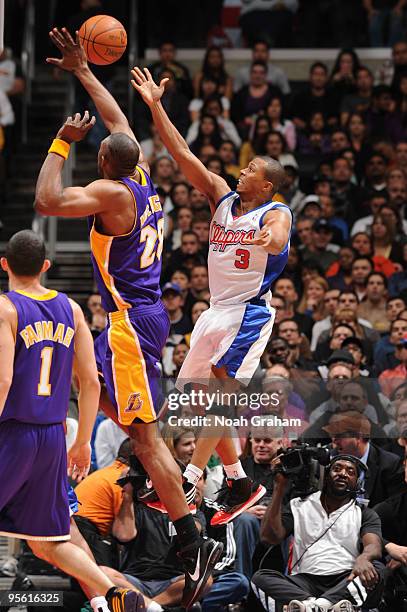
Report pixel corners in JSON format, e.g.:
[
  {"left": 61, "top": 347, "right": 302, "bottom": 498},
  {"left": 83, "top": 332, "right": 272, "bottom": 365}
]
[{"left": 235, "top": 248, "right": 250, "bottom": 269}]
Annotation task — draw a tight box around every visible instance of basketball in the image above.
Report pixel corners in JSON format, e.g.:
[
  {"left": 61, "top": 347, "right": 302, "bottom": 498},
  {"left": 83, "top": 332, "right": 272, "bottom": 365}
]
[{"left": 78, "top": 15, "right": 127, "bottom": 65}]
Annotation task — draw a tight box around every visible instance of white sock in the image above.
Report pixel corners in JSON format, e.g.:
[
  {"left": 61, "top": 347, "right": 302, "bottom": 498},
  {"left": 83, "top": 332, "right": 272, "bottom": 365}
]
[
  {"left": 90, "top": 596, "right": 110, "bottom": 612},
  {"left": 183, "top": 464, "right": 203, "bottom": 486},
  {"left": 147, "top": 603, "right": 163, "bottom": 612},
  {"left": 224, "top": 460, "right": 247, "bottom": 480},
  {"left": 314, "top": 597, "right": 332, "bottom": 608}
]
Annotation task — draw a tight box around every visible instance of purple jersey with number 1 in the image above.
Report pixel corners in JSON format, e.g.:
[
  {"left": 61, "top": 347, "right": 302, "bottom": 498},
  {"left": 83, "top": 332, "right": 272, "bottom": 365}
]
[{"left": 0, "top": 290, "right": 75, "bottom": 540}]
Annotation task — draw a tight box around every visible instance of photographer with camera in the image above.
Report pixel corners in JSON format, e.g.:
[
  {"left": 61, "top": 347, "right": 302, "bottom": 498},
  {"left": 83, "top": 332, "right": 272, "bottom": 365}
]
[{"left": 251, "top": 454, "right": 385, "bottom": 612}]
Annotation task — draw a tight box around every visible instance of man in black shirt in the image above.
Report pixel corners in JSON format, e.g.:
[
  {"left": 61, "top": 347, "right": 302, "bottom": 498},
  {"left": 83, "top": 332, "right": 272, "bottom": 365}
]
[{"left": 291, "top": 62, "right": 336, "bottom": 130}]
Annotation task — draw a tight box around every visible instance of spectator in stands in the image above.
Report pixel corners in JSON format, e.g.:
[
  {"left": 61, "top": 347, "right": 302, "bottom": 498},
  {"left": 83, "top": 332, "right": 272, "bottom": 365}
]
[
  {"left": 350, "top": 256, "right": 374, "bottom": 301},
  {"left": 374, "top": 317, "right": 407, "bottom": 374},
  {"left": 291, "top": 62, "right": 335, "bottom": 130},
  {"left": 186, "top": 97, "right": 241, "bottom": 149},
  {"left": 279, "top": 165, "right": 305, "bottom": 213},
  {"left": 297, "top": 276, "right": 329, "bottom": 323},
  {"left": 231, "top": 61, "right": 282, "bottom": 139},
  {"left": 160, "top": 424, "right": 196, "bottom": 465},
  {"left": 324, "top": 409, "right": 403, "bottom": 506},
  {"left": 189, "top": 76, "right": 229, "bottom": 123},
  {"left": 167, "top": 341, "right": 189, "bottom": 378},
  {"left": 375, "top": 39, "right": 407, "bottom": 88},
  {"left": 326, "top": 247, "right": 355, "bottom": 291},
  {"left": 313, "top": 324, "right": 355, "bottom": 363},
  {"left": 233, "top": 40, "right": 291, "bottom": 95},
  {"left": 166, "top": 230, "right": 205, "bottom": 273},
  {"left": 370, "top": 212, "right": 404, "bottom": 265},
  {"left": 364, "top": 0, "right": 406, "bottom": 47},
  {"left": 253, "top": 453, "right": 385, "bottom": 611},
  {"left": 74, "top": 439, "right": 132, "bottom": 565},
  {"left": 147, "top": 41, "right": 192, "bottom": 100},
  {"left": 272, "top": 276, "right": 313, "bottom": 337},
  {"left": 262, "top": 130, "right": 298, "bottom": 169},
  {"left": 295, "top": 111, "right": 332, "bottom": 156},
  {"left": 351, "top": 194, "right": 389, "bottom": 236},
  {"left": 379, "top": 334, "right": 407, "bottom": 397},
  {"left": 238, "top": 0, "right": 299, "bottom": 48},
  {"left": 239, "top": 115, "right": 272, "bottom": 168},
  {"left": 329, "top": 48, "right": 361, "bottom": 111},
  {"left": 341, "top": 67, "right": 374, "bottom": 125},
  {"left": 158, "top": 68, "right": 190, "bottom": 137},
  {"left": 310, "top": 289, "right": 340, "bottom": 350},
  {"left": 395, "top": 139, "right": 407, "bottom": 176},
  {"left": 301, "top": 219, "right": 339, "bottom": 271},
  {"left": 95, "top": 418, "right": 128, "bottom": 470},
  {"left": 265, "top": 96, "right": 296, "bottom": 151},
  {"left": 331, "top": 156, "right": 363, "bottom": 222},
  {"left": 365, "top": 86, "right": 405, "bottom": 144},
  {"left": 189, "top": 113, "right": 223, "bottom": 156},
  {"left": 162, "top": 282, "right": 192, "bottom": 337},
  {"left": 152, "top": 156, "right": 176, "bottom": 195},
  {"left": 218, "top": 140, "right": 240, "bottom": 179},
  {"left": 193, "top": 46, "right": 233, "bottom": 101},
  {"left": 233, "top": 426, "right": 284, "bottom": 578},
  {"left": 357, "top": 272, "right": 390, "bottom": 333}
]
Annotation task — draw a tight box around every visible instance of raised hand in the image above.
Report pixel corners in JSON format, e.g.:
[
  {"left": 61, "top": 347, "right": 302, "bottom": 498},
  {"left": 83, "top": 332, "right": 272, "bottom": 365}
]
[
  {"left": 47, "top": 27, "right": 88, "bottom": 73},
  {"left": 56, "top": 110, "right": 96, "bottom": 144},
  {"left": 130, "top": 66, "right": 168, "bottom": 107}
]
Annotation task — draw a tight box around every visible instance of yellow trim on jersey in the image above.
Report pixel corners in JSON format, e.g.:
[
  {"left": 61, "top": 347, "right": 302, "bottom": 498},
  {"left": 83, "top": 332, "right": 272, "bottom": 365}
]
[
  {"left": 108, "top": 310, "right": 156, "bottom": 426},
  {"left": 15, "top": 289, "right": 58, "bottom": 301},
  {"left": 89, "top": 229, "right": 131, "bottom": 311},
  {"left": 136, "top": 164, "right": 147, "bottom": 186}
]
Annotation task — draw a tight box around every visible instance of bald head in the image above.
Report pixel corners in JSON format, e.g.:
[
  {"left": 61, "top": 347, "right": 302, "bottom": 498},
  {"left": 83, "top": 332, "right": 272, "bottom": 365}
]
[{"left": 101, "top": 133, "right": 140, "bottom": 179}]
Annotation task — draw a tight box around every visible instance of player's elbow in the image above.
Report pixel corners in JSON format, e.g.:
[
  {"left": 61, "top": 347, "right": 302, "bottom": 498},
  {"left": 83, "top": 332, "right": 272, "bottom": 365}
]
[{"left": 34, "top": 195, "right": 60, "bottom": 216}]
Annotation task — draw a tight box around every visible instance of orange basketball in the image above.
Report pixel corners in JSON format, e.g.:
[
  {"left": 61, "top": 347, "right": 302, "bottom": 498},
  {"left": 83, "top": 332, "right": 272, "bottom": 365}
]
[{"left": 79, "top": 15, "right": 127, "bottom": 65}]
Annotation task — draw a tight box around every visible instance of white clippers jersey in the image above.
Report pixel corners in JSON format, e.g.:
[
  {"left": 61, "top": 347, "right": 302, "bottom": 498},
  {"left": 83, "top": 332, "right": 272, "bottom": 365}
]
[{"left": 208, "top": 192, "right": 292, "bottom": 305}]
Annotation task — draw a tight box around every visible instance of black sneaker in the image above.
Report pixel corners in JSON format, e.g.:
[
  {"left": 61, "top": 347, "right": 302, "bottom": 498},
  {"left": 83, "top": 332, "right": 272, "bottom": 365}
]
[
  {"left": 137, "top": 460, "right": 195, "bottom": 505},
  {"left": 106, "top": 588, "right": 146, "bottom": 612},
  {"left": 210, "top": 478, "right": 266, "bottom": 526},
  {"left": 179, "top": 538, "right": 224, "bottom": 609}
]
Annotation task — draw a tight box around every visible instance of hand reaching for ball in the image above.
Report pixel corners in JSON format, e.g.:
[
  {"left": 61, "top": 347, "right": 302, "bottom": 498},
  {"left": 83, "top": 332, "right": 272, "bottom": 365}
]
[
  {"left": 47, "top": 27, "right": 88, "bottom": 74},
  {"left": 131, "top": 67, "right": 169, "bottom": 107}
]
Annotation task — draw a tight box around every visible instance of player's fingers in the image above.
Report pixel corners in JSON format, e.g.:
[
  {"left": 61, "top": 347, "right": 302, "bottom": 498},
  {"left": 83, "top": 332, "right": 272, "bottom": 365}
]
[
  {"left": 74, "top": 112, "right": 81, "bottom": 122},
  {"left": 66, "top": 115, "right": 73, "bottom": 123},
  {"left": 159, "top": 78, "right": 169, "bottom": 89},
  {"left": 46, "top": 58, "right": 63, "bottom": 67},
  {"left": 79, "top": 110, "right": 89, "bottom": 125},
  {"left": 133, "top": 67, "right": 146, "bottom": 83},
  {"left": 130, "top": 70, "right": 142, "bottom": 85},
  {"left": 144, "top": 67, "right": 153, "bottom": 81},
  {"left": 49, "top": 32, "right": 65, "bottom": 52},
  {"left": 51, "top": 28, "right": 66, "bottom": 48},
  {"left": 61, "top": 27, "right": 75, "bottom": 46},
  {"left": 130, "top": 79, "right": 141, "bottom": 92}
]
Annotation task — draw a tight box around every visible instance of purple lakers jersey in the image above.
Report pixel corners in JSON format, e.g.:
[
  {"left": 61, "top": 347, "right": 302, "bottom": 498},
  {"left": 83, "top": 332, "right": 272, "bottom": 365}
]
[
  {"left": 88, "top": 165, "right": 164, "bottom": 312},
  {"left": 0, "top": 290, "right": 75, "bottom": 425}
]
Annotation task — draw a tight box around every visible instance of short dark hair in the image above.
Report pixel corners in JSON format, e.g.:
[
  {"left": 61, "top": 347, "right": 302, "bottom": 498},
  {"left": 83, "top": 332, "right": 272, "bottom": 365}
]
[
  {"left": 367, "top": 271, "right": 388, "bottom": 288},
  {"left": 310, "top": 61, "right": 328, "bottom": 73},
  {"left": 257, "top": 156, "right": 286, "bottom": 194},
  {"left": 5, "top": 230, "right": 46, "bottom": 277},
  {"left": 352, "top": 255, "right": 374, "bottom": 268},
  {"left": 117, "top": 438, "right": 132, "bottom": 462},
  {"left": 104, "top": 133, "right": 140, "bottom": 178}
]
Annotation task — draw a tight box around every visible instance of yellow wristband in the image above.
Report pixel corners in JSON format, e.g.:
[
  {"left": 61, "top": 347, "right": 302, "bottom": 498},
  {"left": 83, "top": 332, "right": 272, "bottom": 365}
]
[{"left": 48, "top": 138, "right": 71, "bottom": 160}]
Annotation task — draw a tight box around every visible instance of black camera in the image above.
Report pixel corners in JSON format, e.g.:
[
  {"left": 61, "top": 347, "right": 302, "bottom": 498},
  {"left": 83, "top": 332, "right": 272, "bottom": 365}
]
[{"left": 277, "top": 443, "right": 331, "bottom": 497}]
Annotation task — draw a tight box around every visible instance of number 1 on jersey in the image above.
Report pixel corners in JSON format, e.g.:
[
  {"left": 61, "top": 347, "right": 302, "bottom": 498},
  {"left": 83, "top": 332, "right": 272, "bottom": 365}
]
[
  {"left": 234, "top": 248, "right": 250, "bottom": 269},
  {"left": 38, "top": 347, "right": 53, "bottom": 396}
]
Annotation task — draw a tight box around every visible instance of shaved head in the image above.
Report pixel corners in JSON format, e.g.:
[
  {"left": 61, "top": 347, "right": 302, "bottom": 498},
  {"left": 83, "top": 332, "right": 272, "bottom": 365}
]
[
  {"left": 102, "top": 133, "right": 140, "bottom": 178},
  {"left": 257, "top": 156, "right": 286, "bottom": 195}
]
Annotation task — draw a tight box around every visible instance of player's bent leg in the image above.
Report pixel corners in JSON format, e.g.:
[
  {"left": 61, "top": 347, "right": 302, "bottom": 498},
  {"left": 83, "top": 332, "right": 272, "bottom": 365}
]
[{"left": 27, "top": 540, "right": 147, "bottom": 612}]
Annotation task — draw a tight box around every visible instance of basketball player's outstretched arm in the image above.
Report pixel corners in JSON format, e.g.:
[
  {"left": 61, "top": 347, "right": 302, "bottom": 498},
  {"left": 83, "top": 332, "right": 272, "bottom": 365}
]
[
  {"left": 131, "top": 67, "right": 230, "bottom": 215},
  {"left": 46, "top": 27, "right": 148, "bottom": 172},
  {"left": 0, "top": 297, "right": 16, "bottom": 417},
  {"left": 67, "top": 299, "right": 100, "bottom": 482},
  {"left": 35, "top": 111, "right": 128, "bottom": 217}
]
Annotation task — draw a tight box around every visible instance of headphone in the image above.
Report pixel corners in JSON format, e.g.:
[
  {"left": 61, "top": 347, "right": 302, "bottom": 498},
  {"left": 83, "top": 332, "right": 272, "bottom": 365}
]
[{"left": 324, "top": 453, "right": 368, "bottom": 498}]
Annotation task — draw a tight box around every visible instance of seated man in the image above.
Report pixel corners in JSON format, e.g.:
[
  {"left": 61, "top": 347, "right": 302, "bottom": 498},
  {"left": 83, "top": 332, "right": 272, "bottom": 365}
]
[
  {"left": 323, "top": 410, "right": 404, "bottom": 507},
  {"left": 103, "top": 470, "right": 249, "bottom": 611},
  {"left": 252, "top": 455, "right": 385, "bottom": 612},
  {"left": 233, "top": 426, "right": 284, "bottom": 579},
  {"left": 374, "top": 430, "right": 407, "bottom": 610}
]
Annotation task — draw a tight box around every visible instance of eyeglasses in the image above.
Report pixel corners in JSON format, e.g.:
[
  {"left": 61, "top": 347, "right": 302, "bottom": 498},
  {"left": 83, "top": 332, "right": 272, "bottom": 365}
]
[{"left": 252, "top": 438, "right": 273, "bottom": 444}]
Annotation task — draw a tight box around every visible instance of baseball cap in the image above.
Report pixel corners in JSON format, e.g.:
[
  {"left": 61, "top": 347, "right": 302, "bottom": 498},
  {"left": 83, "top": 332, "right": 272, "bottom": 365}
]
[
  {"left": 326, "top": 349, "right": 355, "bottom": 367},
  {"left": 341, "top": 336, "right": 364, "bottom": 352},
  {"left": 313, "top": 218, "right": 333, "bottom": 232},
  {"left": 323, "top": 410, "right": 371, "bottom": 437},
  {"left": 162, "top": 282, "right": 182, "bottom": 295}
]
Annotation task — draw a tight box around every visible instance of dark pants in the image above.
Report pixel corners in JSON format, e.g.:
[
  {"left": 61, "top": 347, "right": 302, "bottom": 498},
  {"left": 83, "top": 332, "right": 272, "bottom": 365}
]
[{"left": 252, "top": 562, "right": 385, "bottom": 611}]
